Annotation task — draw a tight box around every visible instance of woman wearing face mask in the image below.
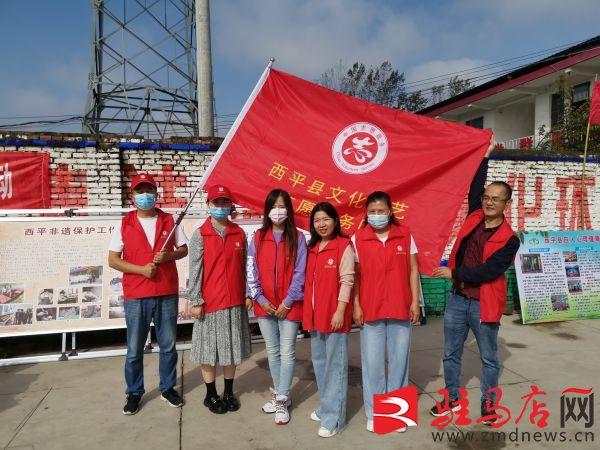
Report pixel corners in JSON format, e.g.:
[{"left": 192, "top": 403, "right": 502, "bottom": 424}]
[
  {"left": 246, "top": 189, "right": 307, "bottom": 425},
  {"left": 351, "top": 191, "right": 421, "bottom": 433},
  {"left": 188, "top": 185, "right": 252, "bottom": 414},
  {"left": 303, "top": 202, "right": 354, "bottom": 438}
]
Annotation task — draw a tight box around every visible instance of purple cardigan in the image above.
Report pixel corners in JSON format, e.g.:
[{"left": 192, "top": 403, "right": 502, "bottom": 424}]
[{"left": 246, "top": 230, "right": 307, "bottom": 308}]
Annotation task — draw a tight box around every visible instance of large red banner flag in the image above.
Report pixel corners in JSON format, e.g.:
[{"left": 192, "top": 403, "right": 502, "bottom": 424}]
[
  {"left": 590, "top": 81, "right": 600, "bottom": 125},
  {"left": 0, "top": 152, "right": 51, "bottom": 209},
  {"left": 202, "top": 65, "right": 492, "bottom": 274}
]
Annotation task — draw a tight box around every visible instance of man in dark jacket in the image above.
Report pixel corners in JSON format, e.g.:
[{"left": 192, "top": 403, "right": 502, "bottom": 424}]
[{"left": 430, "top": 139, "right": 519, "bottom": 425}]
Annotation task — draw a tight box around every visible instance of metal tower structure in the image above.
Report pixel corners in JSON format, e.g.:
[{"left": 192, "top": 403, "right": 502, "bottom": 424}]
[{"left": 83, "top": 0, "right": 214, "bottom": 138}]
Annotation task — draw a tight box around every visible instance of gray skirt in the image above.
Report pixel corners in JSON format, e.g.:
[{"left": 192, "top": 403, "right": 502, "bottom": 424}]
[{"left": 190, "top": 304, "right": 252, "bottom": 366}]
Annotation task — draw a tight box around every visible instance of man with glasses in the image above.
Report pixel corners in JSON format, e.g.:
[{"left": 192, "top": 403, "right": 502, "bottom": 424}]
[{"left": 429, "top": 139, "right": 519, "bottom": 426}]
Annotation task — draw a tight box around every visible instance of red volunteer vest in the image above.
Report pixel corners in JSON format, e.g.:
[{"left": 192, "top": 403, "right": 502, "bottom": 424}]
[
  {"left": 354, "top": 223, "right": 413, "bottom": 323},
  {"left": 448, "top": 209, "right": 517, "bottom": 322},
  {"left": 253, "top": 228, "right": 303, "bottom": 322},
  {"left": 121, "top": 209, "right": 179, "bottom": 300},
  {"left": 303, "top": 237, "right": 353, "bottom": 333},
  {"left": 199, "top": 219, "right": 246, "bottom": 313}
]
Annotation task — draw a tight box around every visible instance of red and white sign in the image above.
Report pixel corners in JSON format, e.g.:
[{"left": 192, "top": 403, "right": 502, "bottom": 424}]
[
  {"left": 373, "top": 386, "right": 419, "bottom": 434},
  {"left": 0, "top": 152, "right": 50, "bottom": 209},
  {"left": 201, "top": 66, "right": 492, "bottom": 273}
]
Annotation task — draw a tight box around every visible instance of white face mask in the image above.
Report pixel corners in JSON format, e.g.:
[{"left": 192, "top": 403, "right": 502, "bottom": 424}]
[{"left": 269, "top": 207, "right": 288, "bottom": 225}]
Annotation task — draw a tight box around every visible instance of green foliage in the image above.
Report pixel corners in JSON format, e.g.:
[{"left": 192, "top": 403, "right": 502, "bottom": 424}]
[{"left": 536, "top": 76, "right": 600, "bottom": 153}]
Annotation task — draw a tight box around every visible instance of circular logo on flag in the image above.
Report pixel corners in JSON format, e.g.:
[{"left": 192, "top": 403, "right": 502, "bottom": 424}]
[
  {"left": 327, "top": 258, "right": 334, "bottom": 265},
  {"left": 332, "top": 122, "right": 388, "bottom": 174}
]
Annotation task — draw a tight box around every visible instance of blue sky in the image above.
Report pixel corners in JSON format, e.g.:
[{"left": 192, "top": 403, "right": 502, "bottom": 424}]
[{"left": 0, "top": 0, "right": 598, "bottom": 134}]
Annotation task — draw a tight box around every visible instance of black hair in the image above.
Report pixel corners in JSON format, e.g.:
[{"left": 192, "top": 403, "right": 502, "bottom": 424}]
[
  {"left": 308, "top": 202, "right": 347, "bottom": 248},
  {"left": 363, "top": 191, "right": 399, "bottom": 227},
  {"left": 259, "top": 189, "right": 298, "bottom": 266},
  {"left": 488, "top": 181, "right": 513, "bottom": 200}
]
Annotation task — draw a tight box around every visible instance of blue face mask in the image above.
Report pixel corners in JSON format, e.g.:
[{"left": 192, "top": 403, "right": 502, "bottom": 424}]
[
  {"left": 367, "top": 214, "right": 389, "bottom": 229},
  {"left": 134, "top": 192, "right": 157, "bottom": 210},
  {"left": 209, "top": 206, "right": 230, "bottom": 220}
]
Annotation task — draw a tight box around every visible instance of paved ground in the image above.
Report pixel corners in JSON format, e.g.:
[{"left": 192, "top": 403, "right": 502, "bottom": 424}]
[{"left": 1, "top": 315, "right": 599, "bottom": 449}]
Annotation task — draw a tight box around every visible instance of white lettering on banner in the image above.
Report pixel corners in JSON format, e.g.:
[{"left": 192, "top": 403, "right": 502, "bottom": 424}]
[
  {"left": 0, "top": 163, "right": 13, "bottom": 200},
  {"left": 332, "top": 122, "right": 388, "bottom": 175}
]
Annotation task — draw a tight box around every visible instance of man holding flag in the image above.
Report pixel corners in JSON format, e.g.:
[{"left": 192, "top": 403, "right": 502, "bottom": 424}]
[{"left": 429, "top": 142, "right": 520, "bottom": 425}]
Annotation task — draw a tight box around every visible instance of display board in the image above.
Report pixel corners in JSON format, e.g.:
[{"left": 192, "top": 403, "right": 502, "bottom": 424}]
[
  {"left": 515, "top": 230, "right": 600, "bottom": 324},
  {"left": 0, "top": 216, "right": 262, "bottom": 337}
]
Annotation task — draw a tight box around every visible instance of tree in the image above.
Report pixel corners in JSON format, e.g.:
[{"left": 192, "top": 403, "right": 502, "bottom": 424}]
[{"left": 318, "top": 61, "right": 468, "bottom": 112}]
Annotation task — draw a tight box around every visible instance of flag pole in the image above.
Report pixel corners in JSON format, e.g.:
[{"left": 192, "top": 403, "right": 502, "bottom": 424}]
[
  {"left": 580, "top": 120, "right": 591, "bottom": 230},
  {"left": 580, "top": 74, "right": 597, "bottom": 231},
  {"left": 158, "top": 58, "right": 276, "bottom": 253}
]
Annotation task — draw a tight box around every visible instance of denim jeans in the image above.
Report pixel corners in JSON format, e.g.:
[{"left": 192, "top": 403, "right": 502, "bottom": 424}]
[
  {"left": 443, "top": 293, "right": 500, "bottom": 403},
  {"left": 360, "top": 319, "right": 412, "bottom": 420},
  {"left": 124, "top": 294, "right": 178, "bottom": 396},
  {"left": 311, "top": 331, "right": 348, "bottom": 432},
  {"left": 257, "top": 317, "right": 299, "bottom": 397}
]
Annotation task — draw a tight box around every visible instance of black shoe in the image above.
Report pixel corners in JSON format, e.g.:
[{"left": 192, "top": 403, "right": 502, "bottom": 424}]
[
  {"left": 123, "top": 394, "right": 142, "bottom": 415},
  {"left": 480, "top": 400, "right": 497, "bottom": 426},
  {"left": 222, "top": 392, "right": 240, "bottom": 412},
  {"left": 430, "top": 399, "right": 461, "bottom": 417},
  {"left": 161, "top": 388, "right": 185, "bottom": 408},
  {"left": 204, "top": 395, "right": 228, "bottom": 414}
]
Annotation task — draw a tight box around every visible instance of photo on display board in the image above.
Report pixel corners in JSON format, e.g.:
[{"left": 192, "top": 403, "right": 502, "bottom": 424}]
[
  {"left": 563, "top": 251, "right": 578, "bottom": 263},
  {"left": 0, "top": 283, "right": 26, "bottom": 304},
  {"left": 57, "top": 287, "right": 79, "bottom": 305},
  {"left": 37, "top": 288, "right": 54, "bottom": 305},
  {"left": 109, "top": 295, "right": 124, "bottom": 308},
  {"left": 109, "top": 307, "right": 125, "bottom": 319},
  {"left": 550, "top": 294, "right": 570, "bottom": 312},
  {"left": 81, "top": 286, "right": 102, "bottom": 303},
  {"left": 520, "top": 254, "right": 543, "bottom": 274},
  {"left": 109, "top": 277, "right": 123, "bottom": 293},
  {"left": 0, "top": 304, "right": 33, "bottom": 326},
  {"left": 58, "top": 306, "right": 80, "bottom": 320},
  {"left": 69, "top": 266, "right": 103, "bottom": 286},
  {"left": 567, "top": 279, "right": 583, "bottom": 294},
  {"left": 36, "top": 307, "right": 57, "bottom": 322},
  {"left": 81, "top": 304, "right": 102, "bottom": 319},
  {"left": 564, "top": 265, "right": 581, "bottom": 278}
]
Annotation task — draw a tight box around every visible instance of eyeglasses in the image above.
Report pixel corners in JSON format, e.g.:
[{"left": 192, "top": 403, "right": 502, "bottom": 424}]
[{"left": 481, "top": 195, "right": 508, "bottom": 204}]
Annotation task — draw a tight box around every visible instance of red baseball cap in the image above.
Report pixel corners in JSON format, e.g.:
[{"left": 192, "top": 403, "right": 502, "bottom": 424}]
[
  {"left": 131, "top": 173, "right": 157, "bottom": 190},
  {"left": 207, "top": 185, "right": 233, "bottom": 202}
]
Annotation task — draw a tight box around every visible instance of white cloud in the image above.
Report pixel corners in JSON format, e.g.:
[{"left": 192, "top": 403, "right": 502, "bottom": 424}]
[{"left": 212, "top": 0, "right": 429, "bottom": 77}]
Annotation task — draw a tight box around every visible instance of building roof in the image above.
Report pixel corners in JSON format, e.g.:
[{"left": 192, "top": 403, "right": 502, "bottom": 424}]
[{"left": 418, "top": 35, "right": 600, "bottom": 116}]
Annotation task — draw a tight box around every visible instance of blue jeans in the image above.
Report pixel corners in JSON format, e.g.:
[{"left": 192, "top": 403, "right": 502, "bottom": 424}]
[
  {"left": 124, "top": 294, "right": 178, "bottom": 396},
  {"left": 360, "top": 319, "right": 412, "bottom": 420},
  {"left": 257, "top": 317, "right": 299, "bottom": 397},
  {"left": 443, "top": 293, "right": 500, "bottom": 403},
  {"left": 311, "top": 331, "right": 348, "bottom": 432}
]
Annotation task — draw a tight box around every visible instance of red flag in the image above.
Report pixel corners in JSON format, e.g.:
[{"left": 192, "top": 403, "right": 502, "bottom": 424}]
[
  {"left": 0, "top": 152, "right": 50, "bottom": 209},
  {"left": 202, "top": 67, "right": 492, "bottom": 274},
  {"left": 589, "top": 81, "right": 600, "bottom": 125}
]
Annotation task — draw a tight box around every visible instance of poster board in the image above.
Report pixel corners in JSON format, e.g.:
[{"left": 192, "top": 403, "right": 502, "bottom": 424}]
[
  {"left": 0, "top": 215, "right": 262, "bottom": 337},
  {"left": 515, "top": 230, "right": 600, "bottom": 324}
]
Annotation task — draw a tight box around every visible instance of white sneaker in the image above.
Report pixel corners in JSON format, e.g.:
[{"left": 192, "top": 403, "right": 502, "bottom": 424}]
[
  {"left": 262, "top": 387, "right": 291, "bottom": 413},
  {"left": 318, "top": 426, "right": 337, "bottom": 438},
  {"left": 397, "top": 426, "right": 407, "bottom": 433},
  {"left": 310, "top": 411, "right": 320, "bottom": 422},
  {"left": 274, "top": 394, "right": 290, "bottom": 425},
  {"left": 367, "top": 420, "right": 374, "bottom": 433}
]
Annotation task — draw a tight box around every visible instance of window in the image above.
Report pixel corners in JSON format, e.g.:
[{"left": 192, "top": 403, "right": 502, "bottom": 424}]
[
  {"left": 551, "top": 93, "right": 564, "bottom": 128},
  {"left": 573, "top": 82, "right": 590, "bottom": 108},
  {"left": 465, "top": 116, "right": 483, "bottom": 129}
]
